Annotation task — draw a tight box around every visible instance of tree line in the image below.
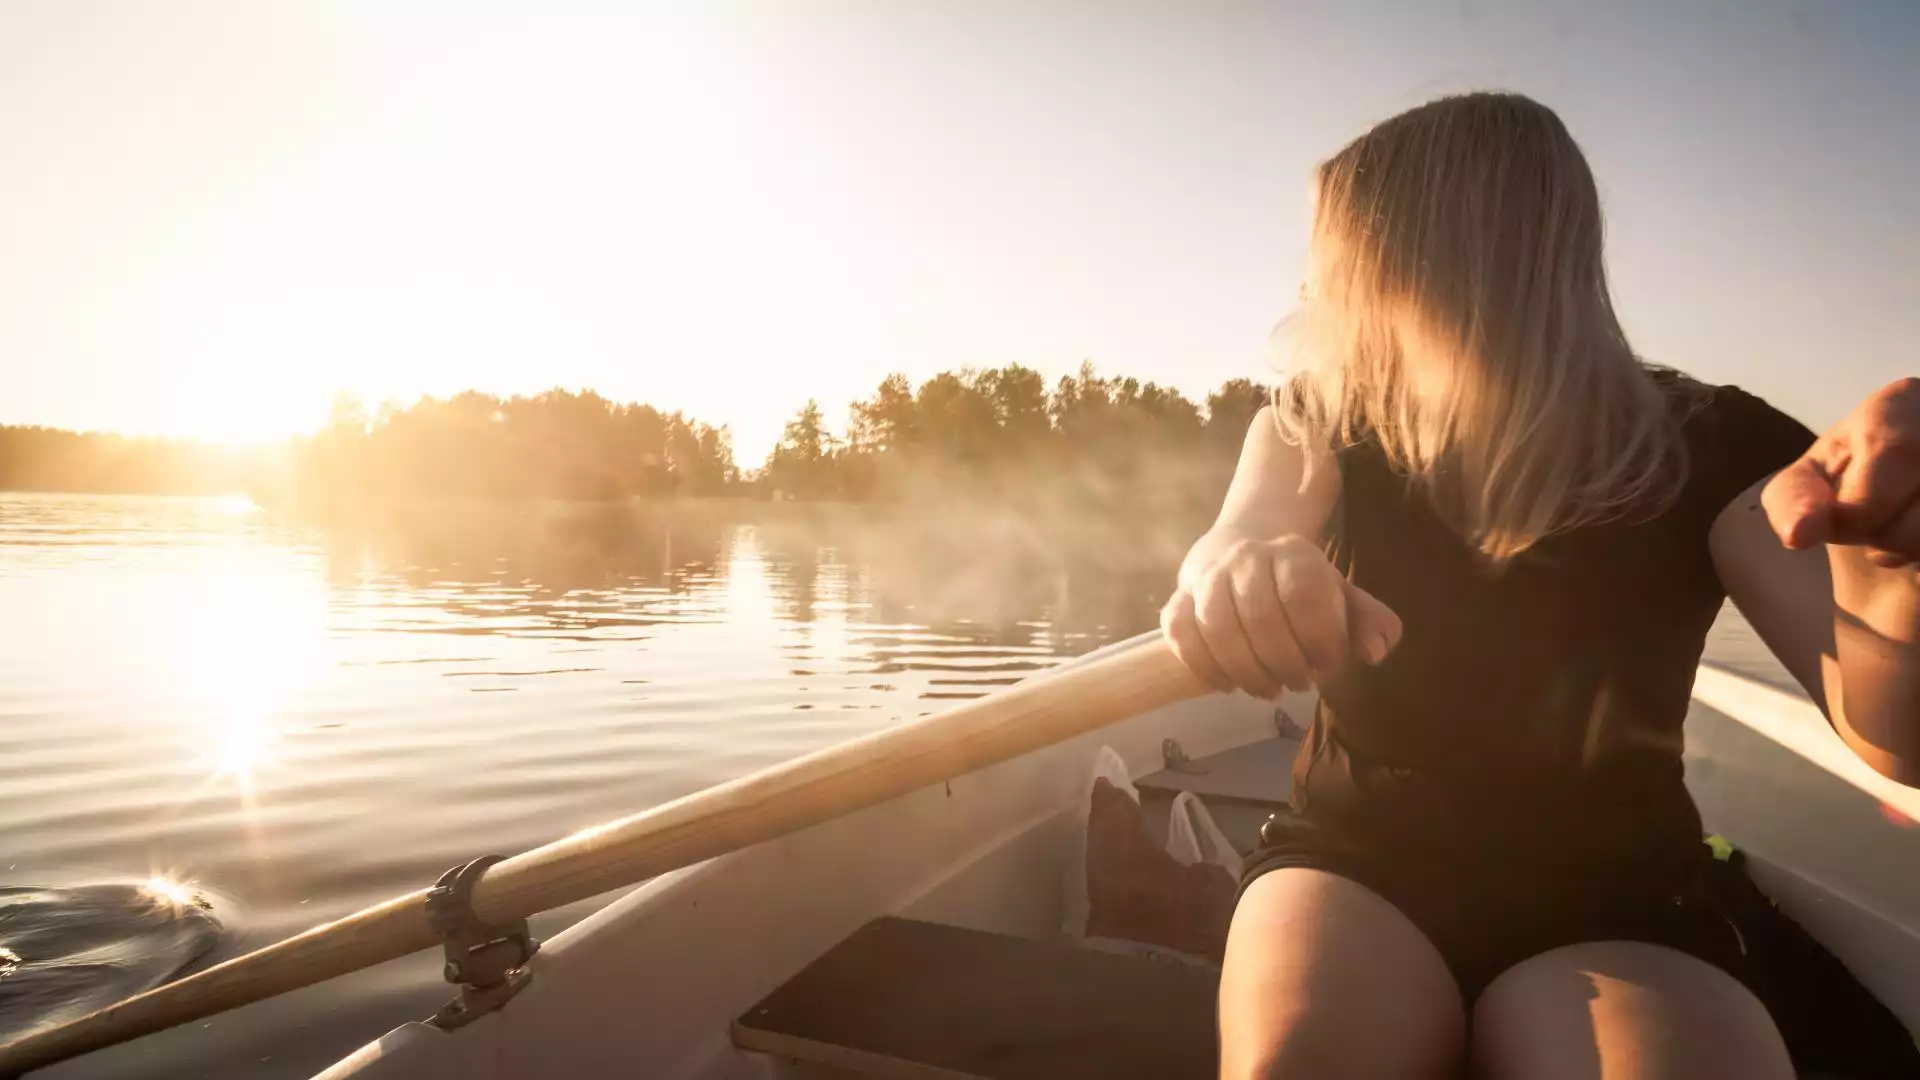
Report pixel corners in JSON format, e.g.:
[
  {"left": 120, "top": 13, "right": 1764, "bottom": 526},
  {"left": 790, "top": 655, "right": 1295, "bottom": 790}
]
[
  {"left": 0, "top": 366, "right": 1272, "bottom": 512},
  {"left": 0, "top": 426, "right": 256, "bottom": 495},
  {"left": 284, "top": 389, "right": 740, "bottom": 504},
  {"left": 764, "top": 363, "right": 1268, "bottom": 502}
]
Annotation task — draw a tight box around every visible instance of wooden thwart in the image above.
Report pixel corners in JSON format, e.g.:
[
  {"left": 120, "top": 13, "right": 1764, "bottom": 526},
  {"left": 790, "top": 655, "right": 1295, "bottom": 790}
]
[
  {"left": 733, "top": 918, "right": 1220, "bottom": 1080},
  {"left": 1135, "top": 734, "right": 1299, "bottom": 806}
]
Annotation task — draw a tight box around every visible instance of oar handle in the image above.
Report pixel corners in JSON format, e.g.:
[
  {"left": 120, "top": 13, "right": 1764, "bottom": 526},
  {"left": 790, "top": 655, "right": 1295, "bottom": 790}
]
[{"left": 0, "top": 633, "right": 1207, "bottom": 1076}]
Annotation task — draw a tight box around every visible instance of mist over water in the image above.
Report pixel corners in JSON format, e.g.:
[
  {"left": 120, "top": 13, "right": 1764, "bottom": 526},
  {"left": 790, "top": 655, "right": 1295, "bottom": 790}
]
[{"left": 0, "top": 492, "right": 1793, "bottom": 1077}]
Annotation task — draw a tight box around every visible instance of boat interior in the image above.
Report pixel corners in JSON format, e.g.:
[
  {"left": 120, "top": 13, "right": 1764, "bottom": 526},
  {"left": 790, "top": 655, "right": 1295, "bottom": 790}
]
[
  {"left": 732, "top": 729, "right": 1295, "bottom": 1080},
  {"left": 321, "top": 648, "right": 1920, "bottom": 1080}
]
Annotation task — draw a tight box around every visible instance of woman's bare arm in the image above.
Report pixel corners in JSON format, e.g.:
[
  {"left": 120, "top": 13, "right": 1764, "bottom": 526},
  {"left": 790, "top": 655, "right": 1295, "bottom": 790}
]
[
  {"left": 1713, "top": 487, "right": 1920, "bottom": 784},
  {"left": 1715, "top": 378, "right": 1920, "bottom": 787},
  {"left": 1163, "top": 408, "right": 1396, "bottom": 697},
  {"left": 1177, "top": 407, "right": 1340, "bottom": 589}
]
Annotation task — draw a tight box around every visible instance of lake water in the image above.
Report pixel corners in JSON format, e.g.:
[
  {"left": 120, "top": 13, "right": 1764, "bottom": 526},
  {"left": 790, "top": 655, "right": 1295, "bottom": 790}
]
[{"left": 0, "top": 492, "right": 1798, "bottom": 1078}]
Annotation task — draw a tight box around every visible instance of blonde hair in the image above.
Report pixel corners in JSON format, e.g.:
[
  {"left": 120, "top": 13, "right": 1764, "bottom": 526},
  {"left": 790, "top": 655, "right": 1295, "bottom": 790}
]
[{"left": 1275, "top": 92, "right": 1690, "bottom": 562}]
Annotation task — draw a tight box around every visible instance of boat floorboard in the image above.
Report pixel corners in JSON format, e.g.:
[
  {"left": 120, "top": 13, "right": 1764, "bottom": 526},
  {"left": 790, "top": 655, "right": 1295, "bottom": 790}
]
[{"left": 732, "top": 917, "right": 1218, "bottom": 1080}]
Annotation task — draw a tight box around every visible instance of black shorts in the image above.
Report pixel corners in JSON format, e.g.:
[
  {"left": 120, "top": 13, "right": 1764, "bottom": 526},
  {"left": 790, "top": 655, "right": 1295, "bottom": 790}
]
[{"left": 1239, "top": 807, "right": 1754, "bottom": 1001}]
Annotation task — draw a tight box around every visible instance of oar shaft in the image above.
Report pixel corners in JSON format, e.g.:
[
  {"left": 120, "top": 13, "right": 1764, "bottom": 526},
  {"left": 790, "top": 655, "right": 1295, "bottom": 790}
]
[{"left": 0, "top": 635, "right": 1204, "bottom": 1076}]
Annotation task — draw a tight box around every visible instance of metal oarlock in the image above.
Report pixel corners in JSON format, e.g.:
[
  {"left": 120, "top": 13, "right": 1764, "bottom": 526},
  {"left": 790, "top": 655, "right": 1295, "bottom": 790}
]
[{"left": 425, "top": 855, "right": 540, "bottom": 1029}]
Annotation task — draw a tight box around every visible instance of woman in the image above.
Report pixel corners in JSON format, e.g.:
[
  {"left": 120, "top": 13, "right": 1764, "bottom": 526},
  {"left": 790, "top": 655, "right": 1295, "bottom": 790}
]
[{"left": 1164, "top": 92, "right": 1920, "bottom": 1079}]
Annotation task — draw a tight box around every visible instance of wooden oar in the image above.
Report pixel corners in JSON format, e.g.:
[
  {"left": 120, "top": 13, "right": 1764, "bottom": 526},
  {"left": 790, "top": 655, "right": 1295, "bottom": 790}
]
[{"left": 0, "top": 633, "right": 1207, "bottom": 1076}]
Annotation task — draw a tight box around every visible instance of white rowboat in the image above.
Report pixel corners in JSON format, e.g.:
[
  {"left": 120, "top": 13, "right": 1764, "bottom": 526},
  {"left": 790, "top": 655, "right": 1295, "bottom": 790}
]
[{"left": 307, "top": 631, "right": 1920, "bottom": 1080}]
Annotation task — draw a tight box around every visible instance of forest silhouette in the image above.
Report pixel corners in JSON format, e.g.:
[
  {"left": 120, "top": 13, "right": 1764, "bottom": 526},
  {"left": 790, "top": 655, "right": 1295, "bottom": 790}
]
[{"left": 0, "top": 364, "right": 1271, "bottom": 523}]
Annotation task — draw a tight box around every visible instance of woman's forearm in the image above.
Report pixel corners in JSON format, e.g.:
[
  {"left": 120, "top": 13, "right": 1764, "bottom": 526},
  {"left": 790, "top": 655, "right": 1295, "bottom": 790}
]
[
  {"left": 1172, "top": 406, "right": 1338, "bottom": 596},
  {"left": 1826, "top": 547, "right": 1920, "bottom": 785}
]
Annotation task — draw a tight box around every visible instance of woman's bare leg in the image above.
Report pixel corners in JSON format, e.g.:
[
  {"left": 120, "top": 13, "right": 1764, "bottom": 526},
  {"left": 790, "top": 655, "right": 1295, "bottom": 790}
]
[
  {"left": 1472, "top": 940, "right": 1793, "bottom": 1080},
  {"left": 1219, "top": 868, "right": 1465, "bottom": 1080}
]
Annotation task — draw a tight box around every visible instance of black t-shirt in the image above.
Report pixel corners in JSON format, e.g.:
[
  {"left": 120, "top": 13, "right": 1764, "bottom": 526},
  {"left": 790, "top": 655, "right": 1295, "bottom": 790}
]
[{"left": 1293, "top": 377, "right": 1817, "bottom": 876}]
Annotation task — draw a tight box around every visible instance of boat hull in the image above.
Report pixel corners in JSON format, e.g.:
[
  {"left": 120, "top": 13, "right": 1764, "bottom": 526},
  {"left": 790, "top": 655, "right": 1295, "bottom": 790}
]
[{"left": 319, "top": 638, "right": 1920, "bottom": 1078}]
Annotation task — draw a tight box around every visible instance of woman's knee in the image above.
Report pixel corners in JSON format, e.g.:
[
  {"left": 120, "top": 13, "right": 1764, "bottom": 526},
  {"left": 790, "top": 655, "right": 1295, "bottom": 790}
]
[
  {"left": 1219, "top": 869, "right": 1464, "bottom": 1080},
  {"left": 1472, "top": 940, "right": 1792, "bottom": 1080}
]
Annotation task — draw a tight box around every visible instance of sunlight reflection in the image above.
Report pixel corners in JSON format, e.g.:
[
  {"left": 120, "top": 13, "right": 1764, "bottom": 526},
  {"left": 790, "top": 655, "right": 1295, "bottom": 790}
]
[
  {"left": 214, "top": 494, "right": 257, "bottom": 518},
  {"left": 141, "top": 876, "right": 198, "bottom": 910},
  {"left": 209, "top": 709, "right": 277, "bottom": 786},
  {"left": 163, "top": 555, "right": 334, "bottom": 804}
]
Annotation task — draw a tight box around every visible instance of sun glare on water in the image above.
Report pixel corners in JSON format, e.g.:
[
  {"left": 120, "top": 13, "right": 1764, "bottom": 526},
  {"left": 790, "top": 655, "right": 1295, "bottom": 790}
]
[
  {"left": 161, "top": 554, "right": 335, "bottom": 802},
  {"left": 141, "top": 876, "right": 198, "bottom": 910},
  {"left": 215, "top": 494, "right": 258, "bottom": 518}
]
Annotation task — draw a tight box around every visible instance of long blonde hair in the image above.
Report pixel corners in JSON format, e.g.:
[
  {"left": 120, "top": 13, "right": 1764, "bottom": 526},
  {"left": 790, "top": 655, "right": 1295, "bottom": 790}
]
[{"left": 1275, "top": 92, "right": 1690, "bottom": 562}]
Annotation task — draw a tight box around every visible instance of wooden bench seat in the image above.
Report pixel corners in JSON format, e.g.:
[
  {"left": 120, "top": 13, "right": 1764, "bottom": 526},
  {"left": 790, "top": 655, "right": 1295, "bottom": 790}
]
[{"left": 732, "top": 917, "right": 1219, "bottom": 1079}]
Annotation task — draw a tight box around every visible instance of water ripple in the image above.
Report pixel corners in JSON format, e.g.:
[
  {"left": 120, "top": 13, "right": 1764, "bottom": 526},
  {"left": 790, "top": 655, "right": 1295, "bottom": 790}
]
[{"left": 0, "top": 493, "right": 1156, "bottom": 1075}]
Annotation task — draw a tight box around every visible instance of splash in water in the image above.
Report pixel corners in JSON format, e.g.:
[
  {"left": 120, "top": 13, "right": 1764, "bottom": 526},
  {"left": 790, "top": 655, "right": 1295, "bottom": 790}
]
[{"left": 0, "top": 879, "right": 225, "bottom": 1042}]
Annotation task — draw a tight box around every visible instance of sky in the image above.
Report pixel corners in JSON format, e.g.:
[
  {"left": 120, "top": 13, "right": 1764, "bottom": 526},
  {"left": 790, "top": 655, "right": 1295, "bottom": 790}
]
[{"left": 1, "top": 1, "right": 1914, "bottom": 463}]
